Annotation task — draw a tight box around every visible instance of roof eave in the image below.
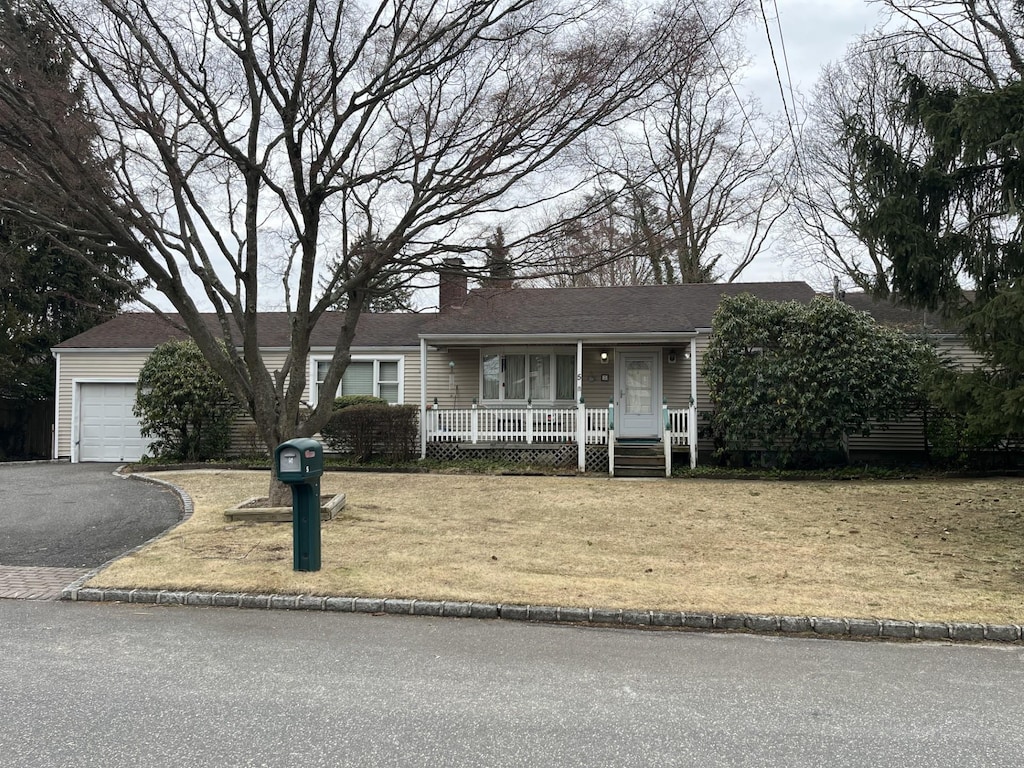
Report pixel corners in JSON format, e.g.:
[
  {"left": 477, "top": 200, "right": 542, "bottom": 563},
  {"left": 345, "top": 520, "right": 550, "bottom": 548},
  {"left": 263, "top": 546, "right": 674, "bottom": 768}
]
[{"left": 420, "top": 331, "right": 699, "bottom": 345}]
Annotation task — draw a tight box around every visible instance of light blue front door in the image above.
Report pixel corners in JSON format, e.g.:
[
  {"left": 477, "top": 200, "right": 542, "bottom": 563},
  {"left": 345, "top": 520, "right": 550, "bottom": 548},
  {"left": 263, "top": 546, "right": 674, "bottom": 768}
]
[{"left": 617, "top": 351, "right": 661, "bottom": 438}]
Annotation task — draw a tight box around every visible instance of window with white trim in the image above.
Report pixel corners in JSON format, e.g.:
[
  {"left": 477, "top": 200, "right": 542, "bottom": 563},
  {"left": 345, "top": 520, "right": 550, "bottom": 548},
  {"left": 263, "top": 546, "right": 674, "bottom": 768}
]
[
  {"left": 313, "top": 357, "right": 403, "bottom": 404},
  {"left": 481, "top": 348, "right": 576, "bottom": 403}
]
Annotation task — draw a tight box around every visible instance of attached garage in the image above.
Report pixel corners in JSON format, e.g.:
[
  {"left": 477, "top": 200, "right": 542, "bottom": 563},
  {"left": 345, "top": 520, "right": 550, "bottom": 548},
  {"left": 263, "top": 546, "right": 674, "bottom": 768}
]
[{"left": 76, "top": 382, "right": 151, "bottom": 462}]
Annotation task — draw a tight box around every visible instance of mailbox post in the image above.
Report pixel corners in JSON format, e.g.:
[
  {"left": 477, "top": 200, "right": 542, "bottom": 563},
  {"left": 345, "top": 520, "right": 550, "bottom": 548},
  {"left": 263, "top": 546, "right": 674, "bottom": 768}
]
[{"left": 274, "top": 438, "right": 324, "bottom": 572}]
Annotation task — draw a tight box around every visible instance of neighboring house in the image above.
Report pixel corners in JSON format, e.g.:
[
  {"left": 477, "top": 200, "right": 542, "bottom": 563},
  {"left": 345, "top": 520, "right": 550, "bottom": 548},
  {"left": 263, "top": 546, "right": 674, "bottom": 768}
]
[
  {"left": 61, "top": 272, "right": 973, "bottom": 473},
  {"left": 838, "top": 292, "right": 980, "bottom": 460}
]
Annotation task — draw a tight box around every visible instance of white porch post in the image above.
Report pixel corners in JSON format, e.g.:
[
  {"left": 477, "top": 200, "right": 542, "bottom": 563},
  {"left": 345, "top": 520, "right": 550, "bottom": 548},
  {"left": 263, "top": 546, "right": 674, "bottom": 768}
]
[
  {"left": 689, "top": 337, "right": 698, "bottom": 469},
  {"left": 419, "top": 338, "right": 428, "bottom": 459},
  {"left": 663, "top": 398, "right": 672, "bottom": 477},
  {"left": 607, "top": 398, "right": 615, "bottom": 477},
  {"left": 576, "top": 340, "right": 585, "bottom": 471}
]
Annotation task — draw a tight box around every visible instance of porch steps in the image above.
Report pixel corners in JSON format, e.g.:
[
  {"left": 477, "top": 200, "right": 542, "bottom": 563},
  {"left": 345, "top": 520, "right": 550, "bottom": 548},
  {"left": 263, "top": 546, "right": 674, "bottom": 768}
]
[{"left": 613, "top": 443, "right": 666, "bottom": 478}]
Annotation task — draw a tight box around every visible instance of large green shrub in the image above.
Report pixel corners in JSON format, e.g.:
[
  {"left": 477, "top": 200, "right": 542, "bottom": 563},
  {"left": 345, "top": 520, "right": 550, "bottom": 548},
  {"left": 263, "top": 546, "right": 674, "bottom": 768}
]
[
  {"left": 134, "top": 339, "right": 238, "bottom": 461},
  {"left": 702, "top": 295, "right": 929, "bottom": 468}
]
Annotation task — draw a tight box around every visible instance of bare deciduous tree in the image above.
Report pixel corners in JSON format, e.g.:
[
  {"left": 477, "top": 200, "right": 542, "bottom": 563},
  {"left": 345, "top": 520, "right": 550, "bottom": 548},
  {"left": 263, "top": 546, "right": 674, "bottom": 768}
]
[
  {"left": 0, "top": 0, "right": 697, "bottom": 500},
  {"left": 787, "top": 39, "right": 929, "bottom": 294},
  {"left": 533, "top": 0, "right": 789, "bottom": 286}
]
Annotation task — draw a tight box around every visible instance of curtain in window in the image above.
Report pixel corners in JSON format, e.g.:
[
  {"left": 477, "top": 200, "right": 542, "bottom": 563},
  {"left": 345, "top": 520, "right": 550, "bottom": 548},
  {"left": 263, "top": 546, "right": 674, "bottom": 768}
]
[
  {"left": 556, "top": 354, "right": 575, "bottom": 400},
  {"left": 482, "top": 354, "right": 500, "bottom": 400},
  {"left": 505, "top": 354, "right": 526, "bottom": 399},
  {"left": 529, "top": 354, "right": 551, "bottom": 400}
]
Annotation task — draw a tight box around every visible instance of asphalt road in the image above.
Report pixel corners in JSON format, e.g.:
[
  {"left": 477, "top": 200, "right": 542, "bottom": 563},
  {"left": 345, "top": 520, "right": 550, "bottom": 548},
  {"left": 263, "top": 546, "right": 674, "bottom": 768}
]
[
  {"left": 1, "top": 600, "right": 1022, "bottom": 767},
  {"left": 0, "top": 463, "right": 182, "bottom": 567}
]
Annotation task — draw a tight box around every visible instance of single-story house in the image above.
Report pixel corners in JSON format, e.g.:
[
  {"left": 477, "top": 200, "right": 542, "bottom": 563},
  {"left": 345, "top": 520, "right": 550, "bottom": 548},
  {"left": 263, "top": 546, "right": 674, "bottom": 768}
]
[{"left": 50, "top": 269, "right": 970, "bottom": 473}]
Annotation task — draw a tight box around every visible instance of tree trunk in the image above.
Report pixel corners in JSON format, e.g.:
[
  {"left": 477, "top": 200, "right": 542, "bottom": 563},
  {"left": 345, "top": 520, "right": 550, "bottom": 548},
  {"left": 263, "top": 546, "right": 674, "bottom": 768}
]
[{"left": 268, "top": 473, "right": 292, "bottom": 507}]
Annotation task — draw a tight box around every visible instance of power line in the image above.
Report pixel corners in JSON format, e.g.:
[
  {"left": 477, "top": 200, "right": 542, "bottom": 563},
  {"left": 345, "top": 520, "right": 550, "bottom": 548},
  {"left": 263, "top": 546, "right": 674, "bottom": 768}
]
[{"left": 689, "top": 1, "right": 773, "bottom": 161}]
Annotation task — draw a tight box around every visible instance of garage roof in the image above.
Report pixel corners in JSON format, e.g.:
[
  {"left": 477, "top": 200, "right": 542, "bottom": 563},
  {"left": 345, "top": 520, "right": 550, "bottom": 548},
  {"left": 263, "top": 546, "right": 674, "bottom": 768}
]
[{"left": 53, "top": 311, "right": 427, "bottom": 350}]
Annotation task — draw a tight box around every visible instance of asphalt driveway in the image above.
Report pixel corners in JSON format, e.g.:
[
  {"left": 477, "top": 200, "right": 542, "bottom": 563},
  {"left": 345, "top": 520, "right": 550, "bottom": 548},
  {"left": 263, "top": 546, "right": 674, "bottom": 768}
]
[{"left": 0, "top": 463, "right": 182, "bottom": 568}]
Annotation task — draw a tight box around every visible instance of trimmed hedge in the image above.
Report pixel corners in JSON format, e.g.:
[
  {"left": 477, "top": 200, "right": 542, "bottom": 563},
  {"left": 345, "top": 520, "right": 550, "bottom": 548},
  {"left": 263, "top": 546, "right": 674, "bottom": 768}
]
[{"left": 320, "top": 403, "right": 418, "bottom": 462}]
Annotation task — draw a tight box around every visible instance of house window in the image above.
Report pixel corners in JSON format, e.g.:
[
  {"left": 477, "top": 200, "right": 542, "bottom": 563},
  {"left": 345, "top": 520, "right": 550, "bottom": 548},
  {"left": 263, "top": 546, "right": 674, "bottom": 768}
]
[
  {"left": 481, "top": 348, "right": 576, "bottom": 403},
  {"left": 313, "top": 357, "right": 403, "bottom": 404}
]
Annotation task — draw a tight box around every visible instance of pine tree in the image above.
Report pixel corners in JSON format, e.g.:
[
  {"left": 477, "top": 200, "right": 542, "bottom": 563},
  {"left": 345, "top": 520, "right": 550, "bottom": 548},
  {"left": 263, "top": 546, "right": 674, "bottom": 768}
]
[
  {"left": 845, "top": 64, "right": 1024, "bottom": 436},
  {"left": 0, "top": 1, "right": 134, "bottom": 403}
]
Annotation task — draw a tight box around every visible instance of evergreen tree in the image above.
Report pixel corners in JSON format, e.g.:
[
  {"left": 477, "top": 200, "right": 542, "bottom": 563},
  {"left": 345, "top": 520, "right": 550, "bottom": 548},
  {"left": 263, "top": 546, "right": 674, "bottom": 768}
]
[
  {"left": 844, "top": 1, "right": 1024, "bottom": 438},
  {"left": 0, "top": 1, "right": 134, "bottom": 403},
  {"left": 846, "top": 74, "right": 1024, "bottom": 436}
]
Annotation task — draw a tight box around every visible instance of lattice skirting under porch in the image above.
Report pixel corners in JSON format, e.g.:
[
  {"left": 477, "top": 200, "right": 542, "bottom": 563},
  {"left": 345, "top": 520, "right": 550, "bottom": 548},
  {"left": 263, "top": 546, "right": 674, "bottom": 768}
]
[{"left": 426, "top": 442, "right": 609, "bottom": 471}]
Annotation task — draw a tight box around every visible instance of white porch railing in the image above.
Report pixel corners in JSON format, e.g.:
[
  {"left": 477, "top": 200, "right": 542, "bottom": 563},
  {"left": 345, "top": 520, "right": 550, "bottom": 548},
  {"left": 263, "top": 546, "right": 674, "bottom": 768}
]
[{"left": 424, "top": 404, "right": 692, "bottom": 447}]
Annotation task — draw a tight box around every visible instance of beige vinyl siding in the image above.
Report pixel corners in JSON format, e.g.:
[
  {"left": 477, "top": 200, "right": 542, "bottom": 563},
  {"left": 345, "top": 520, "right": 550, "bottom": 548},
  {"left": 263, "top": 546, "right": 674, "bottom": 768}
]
[
  {"left": 661, "top": 347, "right": 693, "bottom": 409},
  {"left": 58, "top": 348, "right": 418, "bottom": 459},
  {"left": 691, "top": 335, "right": 715, "bottom": 457},
  {"left": 934, "top": 337, "right": 983, "bottom": 369},
  {"left": 847, "top": 416, "right": 928, "bottom": 453},
  {"left": 580, "top": 346, "right": 612, "bottom": 406},
  {"left": 848, "top": 336, "right": 979, "bottom": 455},
  {"left": 425, "top": 347, "right": 478, "bottom": 408},
  {"left": 55, "top": 351, "right": 150, "bottom": 459}
]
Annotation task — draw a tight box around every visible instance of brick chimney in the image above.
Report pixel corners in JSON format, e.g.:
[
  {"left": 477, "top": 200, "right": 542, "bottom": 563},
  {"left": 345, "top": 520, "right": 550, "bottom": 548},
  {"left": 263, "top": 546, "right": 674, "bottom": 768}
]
[{"left": 438, "top": 258, "right": 468, "bottom": 313}]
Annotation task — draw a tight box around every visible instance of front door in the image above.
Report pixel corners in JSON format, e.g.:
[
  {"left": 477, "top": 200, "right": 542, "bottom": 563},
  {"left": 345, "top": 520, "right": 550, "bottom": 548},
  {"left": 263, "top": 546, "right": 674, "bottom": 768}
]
[{"left": 617, "top": 350, "right": 661, "bottom": 439}]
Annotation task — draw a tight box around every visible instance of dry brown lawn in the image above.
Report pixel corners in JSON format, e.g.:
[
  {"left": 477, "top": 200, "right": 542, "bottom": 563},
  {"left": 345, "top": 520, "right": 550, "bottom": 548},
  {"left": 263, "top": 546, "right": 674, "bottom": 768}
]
[{"left": 87, "top": 470, "right": 1024, "bottom": 623}]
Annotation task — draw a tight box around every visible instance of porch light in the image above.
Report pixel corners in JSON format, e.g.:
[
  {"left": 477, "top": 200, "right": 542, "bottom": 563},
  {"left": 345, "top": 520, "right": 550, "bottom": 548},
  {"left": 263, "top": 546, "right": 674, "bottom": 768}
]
[
  {"left": 683, "top": 349, "right": 691, "bottom": 360},
  {"left": 448, "top": 360, "right": 455, "bottom": 370},
  {"left": 600, "top": 350, "right": 609, "bottom": 364}
]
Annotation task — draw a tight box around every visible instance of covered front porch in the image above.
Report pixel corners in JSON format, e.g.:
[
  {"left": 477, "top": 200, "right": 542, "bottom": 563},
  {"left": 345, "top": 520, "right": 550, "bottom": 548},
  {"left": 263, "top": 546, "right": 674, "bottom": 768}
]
[
  {"left": 417, "top": 336, "right": 700, "bottom": 476},
  {"left": 423, "top": 400, "right": 697, "bottom": 476}
]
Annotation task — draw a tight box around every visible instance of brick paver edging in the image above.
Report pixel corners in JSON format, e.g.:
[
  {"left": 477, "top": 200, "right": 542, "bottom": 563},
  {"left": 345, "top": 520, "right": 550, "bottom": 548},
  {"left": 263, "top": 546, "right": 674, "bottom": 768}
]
[{"left": 61, "top": 472, "right": 1023, "bottom": 645}]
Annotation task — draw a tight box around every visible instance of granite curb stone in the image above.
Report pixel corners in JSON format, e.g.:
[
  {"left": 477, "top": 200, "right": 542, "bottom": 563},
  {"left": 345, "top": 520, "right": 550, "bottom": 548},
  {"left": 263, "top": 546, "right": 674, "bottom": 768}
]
[
  {"left": 652, "top": 611, "right": 684, "bottom": 627},
  {"left": 713, "top": 613, "right": 745, "bottom": 631},
  {"left": 848, "top": 619, "right": 881, "bottom": 637},
  {"left": 411, "top": 600, "right": 444, "bottom": 616},
  {"left": 61, "top": 585, "right": 1024, "bottom": 644},
  {"left": 985, "top": 624, "right": 1021, "bottom": 642},
  {"left": 446, "top": 601, "right": 475, "bottom": 618},
  {"left": 916, "top": 621, "right": 951, "bottom": 640},
  {"left": 880, "top": 620, "right": 916, "bottom": 639}
]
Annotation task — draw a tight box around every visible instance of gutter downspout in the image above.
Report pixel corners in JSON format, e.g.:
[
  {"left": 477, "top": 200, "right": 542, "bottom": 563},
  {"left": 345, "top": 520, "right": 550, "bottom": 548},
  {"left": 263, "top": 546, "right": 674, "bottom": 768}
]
[{"left": 52, "top": 350, "right": 61, "bottom": 460}]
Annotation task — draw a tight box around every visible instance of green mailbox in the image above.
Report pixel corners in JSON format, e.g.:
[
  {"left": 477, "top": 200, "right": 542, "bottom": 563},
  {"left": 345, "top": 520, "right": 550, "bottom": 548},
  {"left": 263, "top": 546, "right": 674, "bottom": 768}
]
[
  {"left": 275, "top": 438, "right": 323, "bottom": 485},
  {"left": 274, "top": 438, "right": 324, "bottom": 572}
]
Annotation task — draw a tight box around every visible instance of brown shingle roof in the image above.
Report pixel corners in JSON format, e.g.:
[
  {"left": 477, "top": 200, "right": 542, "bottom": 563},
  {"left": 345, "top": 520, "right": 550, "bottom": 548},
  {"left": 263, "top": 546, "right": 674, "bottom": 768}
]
[
  {"left": 422, "top": 282, "right": 816, "bottom": 336},
  {"left": 838, "top": 293, "right": 962, "bottom": 334},
  {"left": 53, "top": 311, "right": 427, "bottom": 349},
  {"left": 54, "top": 282, "right": 819, "bottom": 350}
]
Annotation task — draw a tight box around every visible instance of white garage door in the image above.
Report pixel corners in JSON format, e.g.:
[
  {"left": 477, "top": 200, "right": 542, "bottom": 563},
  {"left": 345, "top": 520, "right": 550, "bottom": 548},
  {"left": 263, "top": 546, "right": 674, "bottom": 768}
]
[{"left": 78, "top": 382, "right": 151, "bottom": 462}]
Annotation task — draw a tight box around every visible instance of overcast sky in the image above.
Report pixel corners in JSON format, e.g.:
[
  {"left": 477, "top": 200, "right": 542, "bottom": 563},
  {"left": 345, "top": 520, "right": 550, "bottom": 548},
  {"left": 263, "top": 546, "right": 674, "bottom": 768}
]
[
  {"left": 739, "top": 0, "right": 885, "bottom": 284},
  {"left": 745, "top": 0, "right": 883, "bottom": 110}
]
